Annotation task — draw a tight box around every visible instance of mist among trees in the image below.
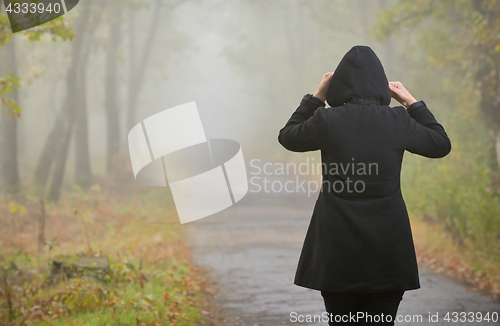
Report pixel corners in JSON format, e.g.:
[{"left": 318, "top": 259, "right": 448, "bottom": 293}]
[{"left": 0, "top": 0, "right": 499, "bottom": 323}]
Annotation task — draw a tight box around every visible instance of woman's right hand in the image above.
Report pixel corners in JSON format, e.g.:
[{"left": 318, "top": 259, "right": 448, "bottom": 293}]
[
  {"left": 388, "top": 81, "right": 417, "bottom": 109},
  {"left": 313, "top": 72, "right": 334, "bottom": 103}
]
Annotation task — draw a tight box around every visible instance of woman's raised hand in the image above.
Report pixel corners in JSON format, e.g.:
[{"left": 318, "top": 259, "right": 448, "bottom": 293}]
[
  {"left": 313, "top": 72, "right": 334, "bottom": 102},
  {"left": 388, "top": 81, "right": 417, "bottom": 109}
]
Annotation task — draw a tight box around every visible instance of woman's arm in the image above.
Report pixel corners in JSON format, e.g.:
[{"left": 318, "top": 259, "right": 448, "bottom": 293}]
[
  {"left": 389, "top": 81, "right": 451, "bottom": 158},
  {"left": 278, "top": 94, "right": 327, "bottom": 152},
  {"left": 278, "top": 73, "right": 332, "bottom": 152},
  {"left": 402, "top": 101, "right": 452, "bottom": 158}
]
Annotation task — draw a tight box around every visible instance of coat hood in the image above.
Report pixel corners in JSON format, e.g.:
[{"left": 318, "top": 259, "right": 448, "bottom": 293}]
[{"left": 325, "top": 46, "right": 391, "bottom": 107}]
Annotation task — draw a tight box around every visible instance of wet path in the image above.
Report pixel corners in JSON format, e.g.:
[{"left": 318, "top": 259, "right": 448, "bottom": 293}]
[{"left": 187, "top": 192, "right": 500, "bottom": 325}]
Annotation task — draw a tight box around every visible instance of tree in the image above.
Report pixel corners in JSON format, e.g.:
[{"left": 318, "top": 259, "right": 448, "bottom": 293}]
[
  {"left": 215, "top": 0, "right": 383, "bottom": 156},
  {"left": 32, "top": 0, "right": 92, "bottom": 200},
  {"left": 0, "top": 5, "right": 74, "bottom": 195},
  {"left": 372, "top": 0, "right": 500, "bottom": 176},
  {"left": 46, "top": 0, "right": 93, "bottom": 201},
  {"left": 0, "top": 38, "right": 20, "bottom": 194},
  {"left": 372, "top": 0, "right": 500, "bottom": 248},
  {"left": 32, "top": 0, "right": 190, "bottom": 200},
  {"left": 126, "top": 0, "right": 163, "bottom": 131},
  {"left": 125, "top": 0, "right": 188, "bottom": 131},
  {"left": 104, "top": 6, "right": 123, "bottom": 173}
]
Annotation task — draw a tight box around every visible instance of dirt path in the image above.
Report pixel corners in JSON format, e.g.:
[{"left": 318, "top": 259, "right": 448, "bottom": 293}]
[{"left": 187, "top": 191, "right": 500, "bottom": 326}]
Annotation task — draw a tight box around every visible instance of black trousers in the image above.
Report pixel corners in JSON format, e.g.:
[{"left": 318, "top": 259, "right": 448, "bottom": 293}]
[{"left": 321, "top": 291, "right": 405, "bottom": 325}]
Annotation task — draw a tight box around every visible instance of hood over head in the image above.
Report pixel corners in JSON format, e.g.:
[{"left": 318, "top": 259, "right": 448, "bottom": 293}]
[{"left": 325, "top": 46, "right": 391, "bottom": 107}]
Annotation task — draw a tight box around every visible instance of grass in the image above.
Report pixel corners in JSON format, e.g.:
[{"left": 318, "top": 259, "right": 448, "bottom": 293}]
[
  {"left": 0, "top": 166, "right": 215, "bottom": 325},
  {"left": 411, "top": 215, "right": 500, "bottom": 301},
  {"left": 33, "top": 268, "right": 202, "bottom": 325}
]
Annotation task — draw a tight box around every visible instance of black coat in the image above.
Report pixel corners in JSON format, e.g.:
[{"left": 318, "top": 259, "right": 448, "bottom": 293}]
[{"left": 278, "top": 46, "right": 451, "bottom": 293}]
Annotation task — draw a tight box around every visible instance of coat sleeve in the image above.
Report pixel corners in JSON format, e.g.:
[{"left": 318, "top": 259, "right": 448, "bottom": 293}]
[
  {"left": 402, "top": 101, "right": 451, "bottom": 158},
  {"left": 278, "top": 94, "right": 328, "bottom": 152}
]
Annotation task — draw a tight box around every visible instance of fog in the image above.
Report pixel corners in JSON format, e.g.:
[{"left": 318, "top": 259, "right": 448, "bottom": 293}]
[{"left": 9, "top": 0, "right": 407, "bottom": 183}]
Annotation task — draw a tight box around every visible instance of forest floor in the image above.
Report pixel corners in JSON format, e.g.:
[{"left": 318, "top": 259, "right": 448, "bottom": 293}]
[{"left": 0, "top": 171, "right": 217, "bottom": 325}]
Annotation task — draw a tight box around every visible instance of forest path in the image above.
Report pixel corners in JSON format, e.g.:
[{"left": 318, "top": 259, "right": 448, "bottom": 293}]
[{"left": 187, "top": 190, "right": 500, "bottom": 326}]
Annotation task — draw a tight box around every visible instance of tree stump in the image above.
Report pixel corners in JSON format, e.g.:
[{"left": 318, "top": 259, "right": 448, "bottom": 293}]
[{"left": 48, "top": 256, "right": 111, "bottom": 284}]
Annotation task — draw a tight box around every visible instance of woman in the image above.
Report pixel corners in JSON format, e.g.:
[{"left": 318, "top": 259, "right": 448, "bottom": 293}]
[{"left": 278, "top": 45, "right": 451, "bottom": 325}]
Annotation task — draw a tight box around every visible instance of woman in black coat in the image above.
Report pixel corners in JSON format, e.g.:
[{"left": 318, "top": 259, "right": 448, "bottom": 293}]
[{"left": 278, "top": 45, "right": 451, "bottom": 325}]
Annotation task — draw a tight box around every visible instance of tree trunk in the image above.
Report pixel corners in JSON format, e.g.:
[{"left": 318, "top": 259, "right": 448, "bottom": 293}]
[
  {"left": 126, "top": 0, "right": 162, "bottom": 130},
  {"left": 495, "top": 129, "right": 500, "bottom": 169},
  {"left": 472, "top": 0, "right": 500, "bottom": 183},
  {"left": 46, "top": 0, "right": 93, "bottom": 201},
  {"left": 105, "top": 9, "right": 122, "bottom": 173},
  {"left": 0, "top": 37, "right": 21, "bottom": 194},
  {"left": 32, "top": 3, "right": 94, "bottom": 196},
  {"left": 32, "top": 109, "right": 65, "bottom": 196},
  {"left": 47, "top": 96, "right": 76, "bottom": 202},
  {"left": 74, "top": 38, "right": 92, "bottom": 189},
  {"left": 378, "top": 0, "right": 395, "bottom": 78}
]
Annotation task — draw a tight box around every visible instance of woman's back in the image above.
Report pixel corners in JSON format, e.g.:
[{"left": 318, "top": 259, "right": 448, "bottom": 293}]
[
  {"left": 321, "top": 103, "right": 406, "bottom": 197},
  {"left": 278, "top": 45, "right": 451, "bottom": 293}
]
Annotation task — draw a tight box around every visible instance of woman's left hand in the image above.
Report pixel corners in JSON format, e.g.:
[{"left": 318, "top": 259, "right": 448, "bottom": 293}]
[{"left": 313, "top": 72, "right": 333, "bottom": 102}]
